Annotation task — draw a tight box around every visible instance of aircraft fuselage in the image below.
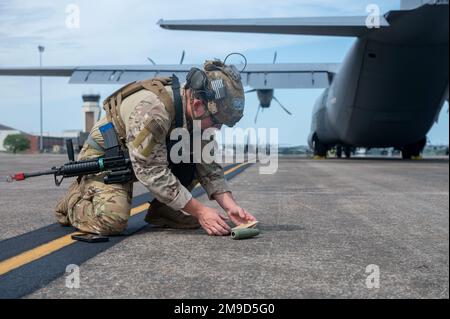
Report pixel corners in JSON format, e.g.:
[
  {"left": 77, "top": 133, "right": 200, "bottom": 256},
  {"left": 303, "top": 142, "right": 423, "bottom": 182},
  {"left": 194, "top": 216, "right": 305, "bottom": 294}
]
[{"left": 309, "top": 4, "right": 449, "bottom": 152}]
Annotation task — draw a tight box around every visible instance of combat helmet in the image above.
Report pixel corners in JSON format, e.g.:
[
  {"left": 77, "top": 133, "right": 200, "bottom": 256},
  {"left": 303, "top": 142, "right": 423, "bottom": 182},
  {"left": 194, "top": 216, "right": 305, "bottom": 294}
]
[{"left": 185, "top": 60, "right": 245, "bottom": 127}]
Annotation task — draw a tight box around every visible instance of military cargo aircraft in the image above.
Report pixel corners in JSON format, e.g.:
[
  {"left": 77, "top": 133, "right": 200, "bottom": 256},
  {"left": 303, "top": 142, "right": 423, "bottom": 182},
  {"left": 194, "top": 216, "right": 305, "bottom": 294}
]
[
  {"left": 157, "top": 0, "right": 449, "bottom": 159},
  {"left": 0, "top": 0, "right": 448, "bottom": 159}
]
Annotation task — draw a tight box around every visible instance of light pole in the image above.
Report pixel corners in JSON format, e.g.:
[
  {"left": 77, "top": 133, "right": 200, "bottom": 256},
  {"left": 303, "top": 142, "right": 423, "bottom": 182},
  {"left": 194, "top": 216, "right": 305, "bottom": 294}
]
[{"left": 38, "top": 45, "right": 45, "bottom": 153}]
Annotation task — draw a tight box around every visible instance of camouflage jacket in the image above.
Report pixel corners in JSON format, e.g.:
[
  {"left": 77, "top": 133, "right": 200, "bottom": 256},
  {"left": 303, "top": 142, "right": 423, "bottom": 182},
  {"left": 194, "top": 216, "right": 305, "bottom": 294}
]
[{"left": 122, "top": 86, "right": 230, "bottom": 211}]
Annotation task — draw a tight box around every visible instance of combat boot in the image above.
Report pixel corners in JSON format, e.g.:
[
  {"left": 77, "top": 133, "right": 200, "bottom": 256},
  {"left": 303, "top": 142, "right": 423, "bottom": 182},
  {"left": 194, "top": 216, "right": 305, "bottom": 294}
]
[{"left": 144, "top": 199, "right": 200, "bottom": 229}]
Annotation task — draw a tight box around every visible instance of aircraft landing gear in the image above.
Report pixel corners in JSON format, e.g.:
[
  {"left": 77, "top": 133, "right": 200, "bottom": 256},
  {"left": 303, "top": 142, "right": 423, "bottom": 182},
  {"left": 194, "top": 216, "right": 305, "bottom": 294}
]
[
  {"left": 336, "top": 145, "right": 343, "bottom": 158},
  {"left": 402, "top": 138, "right": 426, "bottom": 160},
  {"left": 313, "top": 138, "right": 328, "bottom": 158},
  {"left": 344, "top": 146, "right": 352, "bottom": 159}
]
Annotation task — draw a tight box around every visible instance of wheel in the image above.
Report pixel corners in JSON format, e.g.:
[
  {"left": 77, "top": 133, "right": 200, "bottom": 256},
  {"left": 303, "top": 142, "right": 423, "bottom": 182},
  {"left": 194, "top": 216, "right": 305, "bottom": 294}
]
[
  {"left": 313, "top": 138, "right": 328, "bottom": 157},
  {"left": 336, "top": 146, "right": 343, "bottom": 158},
  {"left": 402, "top": 138, "right": 426, "bottom": 160},
  {"left": 344, "top": 147, "right": 352, "bottom": 159},
  {"left": 402, "top": 149, "right": 411, "bottom": 160}
]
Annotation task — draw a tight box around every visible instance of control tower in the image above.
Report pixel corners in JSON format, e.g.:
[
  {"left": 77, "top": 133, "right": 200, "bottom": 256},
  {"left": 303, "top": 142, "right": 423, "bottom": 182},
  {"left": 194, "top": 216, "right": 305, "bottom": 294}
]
[{"left": 82, "top": 94, "right": 101, "bottom": 133}]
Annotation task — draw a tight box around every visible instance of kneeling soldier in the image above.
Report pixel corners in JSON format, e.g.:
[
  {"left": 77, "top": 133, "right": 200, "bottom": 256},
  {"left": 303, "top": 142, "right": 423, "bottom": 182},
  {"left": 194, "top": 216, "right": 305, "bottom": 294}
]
[{"left": 55, "top": 60, "right": 256, "bottom": 236}]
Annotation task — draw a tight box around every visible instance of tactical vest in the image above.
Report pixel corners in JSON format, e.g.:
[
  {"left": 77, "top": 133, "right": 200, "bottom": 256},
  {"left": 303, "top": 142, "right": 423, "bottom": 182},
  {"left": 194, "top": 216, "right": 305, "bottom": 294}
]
[
  {"left": 101, "top": 76, "right": 195, "bottom": 187},
  {"left": 102, "top": 77, "right": 178, "bottom": 142}
]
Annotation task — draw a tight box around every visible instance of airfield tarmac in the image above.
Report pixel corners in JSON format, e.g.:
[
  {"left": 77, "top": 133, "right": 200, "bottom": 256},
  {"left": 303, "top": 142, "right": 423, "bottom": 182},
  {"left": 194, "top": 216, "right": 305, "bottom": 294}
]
[{"left": 0, "top": 153, "right": 448, "bottom": 299}]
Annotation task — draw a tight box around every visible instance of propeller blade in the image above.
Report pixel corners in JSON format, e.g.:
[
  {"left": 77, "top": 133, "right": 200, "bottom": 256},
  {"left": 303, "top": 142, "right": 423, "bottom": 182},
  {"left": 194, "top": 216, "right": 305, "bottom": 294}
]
[
  {"left": 254, "top": 105, "right": 261, "bottom": 123},
  {"left": 245, "top": 89, "right": 257, "bottom": 94},
  {"left": 273, "top": 96, "right": 292, "bottom": 115},
  {"left": 179, "top": 50, "right": 185, "bottom": 65},
  {"left": 273, "top": 51, "right": 277, "bottom": 64},
  {"left": 147, "top": 57, "right": 156, "bottom": 65}
]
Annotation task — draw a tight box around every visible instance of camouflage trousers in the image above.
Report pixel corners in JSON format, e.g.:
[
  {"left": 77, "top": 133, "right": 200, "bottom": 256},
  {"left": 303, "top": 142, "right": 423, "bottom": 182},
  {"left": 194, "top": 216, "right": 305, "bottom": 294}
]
[
  {"left": 55, "top": 118, "right": 134, "bottom": 235},
  {"left": 55, "top": 116, "right": 198, "bottom": 235},
  {"left": 55, "top": 174, "right": 133, "bottom": 235}
]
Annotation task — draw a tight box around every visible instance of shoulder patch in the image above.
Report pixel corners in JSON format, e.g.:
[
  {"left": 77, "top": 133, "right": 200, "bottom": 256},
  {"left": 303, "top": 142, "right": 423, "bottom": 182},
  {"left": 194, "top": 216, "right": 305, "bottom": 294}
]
[{"left": 147, "top": 118, "right": 167, "bottom": 142}]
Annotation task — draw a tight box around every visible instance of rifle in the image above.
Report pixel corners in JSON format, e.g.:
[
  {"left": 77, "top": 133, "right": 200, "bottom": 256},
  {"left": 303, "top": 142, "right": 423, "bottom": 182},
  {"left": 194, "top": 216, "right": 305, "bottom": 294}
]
[{"left": 6, "top": 132, "right": 133, "bottom": 186}]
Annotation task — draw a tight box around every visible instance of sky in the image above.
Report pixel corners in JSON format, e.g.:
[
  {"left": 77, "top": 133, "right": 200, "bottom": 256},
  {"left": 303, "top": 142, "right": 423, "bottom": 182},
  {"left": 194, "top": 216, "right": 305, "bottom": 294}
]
[{"left": 0, "top": 0, "right": 448, "bottom": 146}]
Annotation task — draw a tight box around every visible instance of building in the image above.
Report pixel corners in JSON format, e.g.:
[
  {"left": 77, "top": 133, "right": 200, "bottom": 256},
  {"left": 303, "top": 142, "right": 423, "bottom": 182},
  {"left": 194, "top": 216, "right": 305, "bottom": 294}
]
[
  {"left": 1, "top": 93, "right": 101, "bottom": 154},
  {"left": 82, "top": 94, "right": 101, "bottom": 133},
  {"left": 0, "top": 123, "right": 68, "bottom": 153},
  {"left": 0, "top": 124, "right": 21, "bottom": 152},
  {"left": 27, "top": 135, "right": 66, "bottom": 153}
]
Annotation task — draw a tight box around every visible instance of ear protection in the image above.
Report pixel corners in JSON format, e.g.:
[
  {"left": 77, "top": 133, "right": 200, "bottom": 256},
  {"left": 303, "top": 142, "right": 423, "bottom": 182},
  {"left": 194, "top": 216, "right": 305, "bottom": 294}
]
[{"left": 185, "top": 67, "right": 227, "bottom": 102}]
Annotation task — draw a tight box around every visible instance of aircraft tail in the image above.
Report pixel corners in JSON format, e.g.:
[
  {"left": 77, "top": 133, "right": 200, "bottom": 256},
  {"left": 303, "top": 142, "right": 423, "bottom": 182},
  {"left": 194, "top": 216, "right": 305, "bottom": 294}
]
[{"left": 400, "top": 0, "right": 448, "bottom": 10}]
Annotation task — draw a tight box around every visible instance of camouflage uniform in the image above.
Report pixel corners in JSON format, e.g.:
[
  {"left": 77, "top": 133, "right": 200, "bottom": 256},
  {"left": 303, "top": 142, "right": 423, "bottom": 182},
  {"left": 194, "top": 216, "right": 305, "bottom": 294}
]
[
  {"left": 127, "top": 88, "right": 230, "bottom": 211},
  {"left": 55, "top": 86, "right": 230, "bottom": 235},
  {"left": 55, "top": 117, "right": 133, "bottom": 235}
]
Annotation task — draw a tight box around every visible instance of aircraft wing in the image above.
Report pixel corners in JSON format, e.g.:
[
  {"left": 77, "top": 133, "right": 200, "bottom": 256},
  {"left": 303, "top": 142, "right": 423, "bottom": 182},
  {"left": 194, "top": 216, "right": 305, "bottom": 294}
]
[
  {"left": 158, "top": 16, "right": 389, "bottom": 37},
  {"left": 0, "top": 63, "right": 339, "bottom": 88},
  {"left": 0, "top": 67, "right": 76, "bottom": 77},
  {"left": 0, "top": 65, "right": 196, "bottom": 85},
  {"left": 240, "top": 63, "right": 339, "bottom": 89}
]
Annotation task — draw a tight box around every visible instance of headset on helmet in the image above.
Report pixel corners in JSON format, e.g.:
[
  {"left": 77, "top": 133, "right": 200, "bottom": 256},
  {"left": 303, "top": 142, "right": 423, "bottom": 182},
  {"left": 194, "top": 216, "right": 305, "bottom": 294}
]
[
  {"left": 185, "top": 67, "right": 227, "bottom": 102},
  {"left": 185, "top": 59, "right": 245, "bottom": 127},
  {"left": 185, "top": 58, "right": 243, "bottom": 101}
]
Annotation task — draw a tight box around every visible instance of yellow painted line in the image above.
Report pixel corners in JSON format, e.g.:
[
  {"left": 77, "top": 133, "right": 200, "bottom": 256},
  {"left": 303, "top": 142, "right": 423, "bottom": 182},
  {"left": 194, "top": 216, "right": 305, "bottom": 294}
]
[
  {"left": 130, "top": 202, "right": 150, "bottom": 216},
  {"left": 0, "top": 200, "right": 155, "bottom": 276},
  {"left": 0, "top": 163, "right": 250, "bottom": 277},
  {"left": 223, "top": 162, "right": 249, "bottom": 175},
  {"left": 0, "top": 233, "right": 82, "bottom": 276}
]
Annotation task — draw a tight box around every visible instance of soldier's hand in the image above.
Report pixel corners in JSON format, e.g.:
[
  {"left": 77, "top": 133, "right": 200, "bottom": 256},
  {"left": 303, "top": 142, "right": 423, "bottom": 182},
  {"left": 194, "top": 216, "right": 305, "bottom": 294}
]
[
  {"left": 226, "top": 205, "right": 256, "bottom": 226},
  {"left": 198, "top": 206, "right": 231, "bottom": 236},
  {"left": 213, "top": 192, "right": 256, "bottom": 227}
]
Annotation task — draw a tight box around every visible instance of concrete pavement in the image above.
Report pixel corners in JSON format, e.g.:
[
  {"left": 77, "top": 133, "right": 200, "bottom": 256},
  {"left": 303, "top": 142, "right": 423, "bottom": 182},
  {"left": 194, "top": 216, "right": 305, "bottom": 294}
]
[{"left": 0, "top": 154, "right": 445, "bottom": 298}]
